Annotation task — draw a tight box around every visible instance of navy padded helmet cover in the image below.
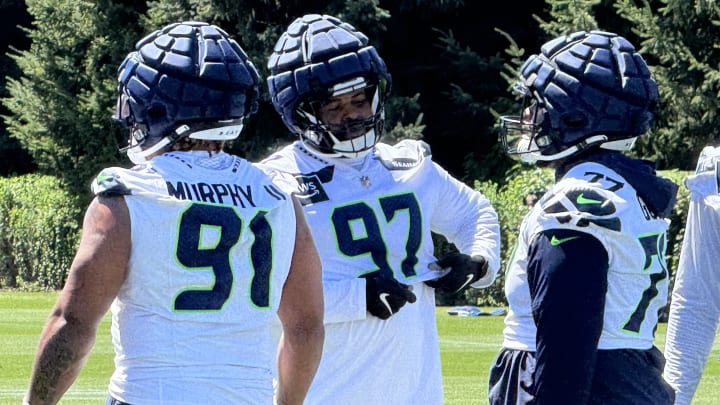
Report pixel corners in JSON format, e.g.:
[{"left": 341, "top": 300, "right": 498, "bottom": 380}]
[
  {"left": 117, "top": 21, "right": 260, "bottom": 142},
  {"left": 519, "top": 30, "right": 659, "bottom": 147},
  {"left": 266, "top": 14, "right": 391, "bottom": 133}
]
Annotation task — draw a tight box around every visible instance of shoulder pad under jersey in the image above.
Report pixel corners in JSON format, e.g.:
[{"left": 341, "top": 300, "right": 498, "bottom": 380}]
[
  {"left": 374, "top": 139, "right": 431, "bottom": 171},
  {"left": 695, "top": 145, "right": 720, "bottom": 174},
  {"left": 91, "top": 167, "right": 132, "bottom": 196},
  {"left": 539, "top": 181, "right": 623, "bottom": 232},
  {"left": 693, "top": 145, "right": 720, "bottom": 194}
]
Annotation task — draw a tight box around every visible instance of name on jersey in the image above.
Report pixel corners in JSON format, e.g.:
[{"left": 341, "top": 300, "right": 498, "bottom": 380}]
[
  {"left": 166, "top": 181, "right": 286, "bottom": 207},
  {"left": 384, "top": 157, "right": 420, "bottom": 170}
]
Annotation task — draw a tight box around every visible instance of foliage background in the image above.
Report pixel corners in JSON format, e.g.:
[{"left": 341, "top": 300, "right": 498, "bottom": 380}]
[
  {"left": 0, "top": 0, "right": 717, "bottom": 299},
  {"left": 0, "top": 175, "right": 80, "bottom": 289}
]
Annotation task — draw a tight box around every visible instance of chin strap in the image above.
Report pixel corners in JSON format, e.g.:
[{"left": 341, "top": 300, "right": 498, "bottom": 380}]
[
  {"left": 122, "top": 121, "right": 244, "bottom": 164},
  {"left": 524, "top": 134, "right": 609, "bottom": 163}
]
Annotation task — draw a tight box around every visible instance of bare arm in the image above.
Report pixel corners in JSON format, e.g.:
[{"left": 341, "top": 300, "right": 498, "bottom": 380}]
[
  {"left": 276, "top": 197, "right": 325, "bottom": 405},
  {"left": 26, "top": 196, "right": 130, "bottom": 405}
]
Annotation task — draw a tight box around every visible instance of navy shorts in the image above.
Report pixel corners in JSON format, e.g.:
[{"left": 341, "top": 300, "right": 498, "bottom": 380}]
[
  {"left": 488, "top": 348, "right": 535, "bottom": 405},
  {"left": 488, "top": 346, "right": 675, "bottom": 404},
  {"left": 106, "top": 396, "right": 131, "bottom": 405}
]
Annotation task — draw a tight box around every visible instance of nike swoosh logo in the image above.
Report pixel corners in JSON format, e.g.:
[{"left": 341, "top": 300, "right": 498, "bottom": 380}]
[
  {"left": 379, "top": 293, "right": 393, "bottom": 315},
  {"left": 550, "top": 235, "right": 580, "bottom": 246},
  {"left": 454, "top": 274, "right": 476, "bottom": 293},
  {"left": 576, "top": 193, "right": 602, "bottom": 204}
]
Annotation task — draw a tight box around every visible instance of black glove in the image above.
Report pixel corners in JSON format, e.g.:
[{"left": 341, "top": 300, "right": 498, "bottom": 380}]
[
  {"left": 425, "top": 253, "right": 488, "bottom": 294},
  {"left": 364, "top": 273, "right": 417, "bottom": 320}
]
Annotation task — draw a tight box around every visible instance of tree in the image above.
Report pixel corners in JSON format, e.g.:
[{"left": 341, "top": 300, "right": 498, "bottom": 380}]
[
  {"left": 2, "top": 0, "right": 146, "bottom": 201},
  {"left": 377, "top": 1, "right": 548, "bottom": 182},
  {"left": 0, "top": 0, "right": 35, "bottom": 176},
  {"left": 431, "top": 28, "right": 516, "bottom": 183},
  {"left": 495, "top": 0, "right": 720, "bottom": 170},
  {"left": 1, "top": 0, "right": 430, "bottom": 201},
  {"left": 139, "top": 0, "right": 425, "bottom": 160},
  {"left": 615, "top": 0, "right": 720, "bottom": 169},
  {"left": 10, "top": 0, "right": 714, "bottom": 200},
  {"left": 535, "top": 0, "right": 601, "bottom": 36}
]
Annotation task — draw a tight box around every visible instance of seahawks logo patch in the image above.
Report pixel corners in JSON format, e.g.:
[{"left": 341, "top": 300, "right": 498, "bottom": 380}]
[
  {"left": 543, "top": 187, "right": 621, "bottom": 231},
  {"left": 375, "top": 139, "right": 431, "bottom": 171},
  {"left": 92, "top": 169, "right": 131, "bottom": 196}
]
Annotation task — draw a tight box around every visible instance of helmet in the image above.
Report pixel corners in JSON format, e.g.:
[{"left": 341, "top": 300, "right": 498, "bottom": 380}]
[
  {"left": 267, "top": 14, "right": 392, "bottom": 158},
  {"left": 115, "top": 21, "right": 261, "bottom": 164},
  {"left": 499, "top": 30, "right": 659, "bottom": 163}
]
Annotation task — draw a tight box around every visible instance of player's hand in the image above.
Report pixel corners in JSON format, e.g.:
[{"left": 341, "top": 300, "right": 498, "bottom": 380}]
[
  {"left": 425, "top": 253, "right": 488, "bottom": 294},
  {"left": 363, "top": 274, "right": 417, "bottom": 320}
]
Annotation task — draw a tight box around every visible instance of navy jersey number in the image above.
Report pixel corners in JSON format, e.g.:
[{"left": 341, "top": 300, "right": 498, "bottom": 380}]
[
  {"left": 332, "top": 192, "right": 422, "bottom": 278},
  {"left": 582, "top": 171, "right": 668, "bottom": 334},
  {"left": 623, "top": 232, "right": 668, "bottom": 333},
  {"left": 174, "top": 203, "right": 272, "bottom": 311}
]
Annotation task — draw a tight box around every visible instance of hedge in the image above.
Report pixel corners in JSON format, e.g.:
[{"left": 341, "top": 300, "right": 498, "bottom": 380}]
[
  {"left": 0, "top": 174, "right": 82, "bottom": 290},
  {"left": 1, "top": 168, "right": 692, "bottom": 301}
]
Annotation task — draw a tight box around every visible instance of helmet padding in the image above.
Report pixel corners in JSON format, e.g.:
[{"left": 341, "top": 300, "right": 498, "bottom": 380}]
[
  {"left": 115, "top": 21, "right": 260, "bottom": 163},
  {"left": 267, "top": 14, "right": 391, "bottom": 158},
  {"left": 500, "top": 30, "right": 659, "bottom": 163}
]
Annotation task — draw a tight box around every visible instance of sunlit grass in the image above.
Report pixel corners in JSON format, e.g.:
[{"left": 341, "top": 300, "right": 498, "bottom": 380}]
[
  {"left": 435, "top": 307, "right": 720, "bottom": 405},
  {"left": 2, "top": 293, "right": 719, "bottom": 404},
  {"left": 0, "top": 291, "right": 113, "bottom": 404}
]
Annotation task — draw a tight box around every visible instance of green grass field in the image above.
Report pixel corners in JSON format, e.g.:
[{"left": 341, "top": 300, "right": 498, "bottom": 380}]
[{"left": 2, "top": 292, "right": 719, "bottom": 404}]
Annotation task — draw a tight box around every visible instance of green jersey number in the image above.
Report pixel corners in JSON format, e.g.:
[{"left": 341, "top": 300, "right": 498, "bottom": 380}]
[{"left": 623, "top": 232, "right": 668, "bottom": 333}]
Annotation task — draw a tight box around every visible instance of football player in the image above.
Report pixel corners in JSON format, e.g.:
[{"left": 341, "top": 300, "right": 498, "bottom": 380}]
[
  {"left": 261, "top": 14, "right": 501, "bottom": 404},
  {"left": 25, "top": 22, "right": 324, "bottom": 405},
  {"left": 664, "top": 145, "right": 720, "bottom": 405},
  {"left": 490, "top": 30, "right": 677, "bottom": 404}
]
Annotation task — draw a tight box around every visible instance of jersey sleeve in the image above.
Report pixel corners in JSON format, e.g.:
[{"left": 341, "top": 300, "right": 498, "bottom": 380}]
[
  {"left": 257, "top": 165, "right": 302, "bottom": 195},
  {"left": 528, "top": 228, "right": 609, "bottom": 404},
  {"left": 427, "top": 161, "right": 501, "bottom": 287},
  {"left": 664, "top": 170, "right": 720, "bottom": 405}
]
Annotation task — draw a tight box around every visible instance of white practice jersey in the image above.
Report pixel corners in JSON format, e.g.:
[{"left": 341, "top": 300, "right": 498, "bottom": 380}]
[
  {"left": 92, "top": 151, "right": 297, "bottom": 404},
  {"left": 664, "top": 146, "right": 720, "bottom": 405},
  {"left": 503, "top": 161, "right": 671, "bottom": 351},
  {"left": 261, "top": 140, "right": 500, "bottom": 405}
]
